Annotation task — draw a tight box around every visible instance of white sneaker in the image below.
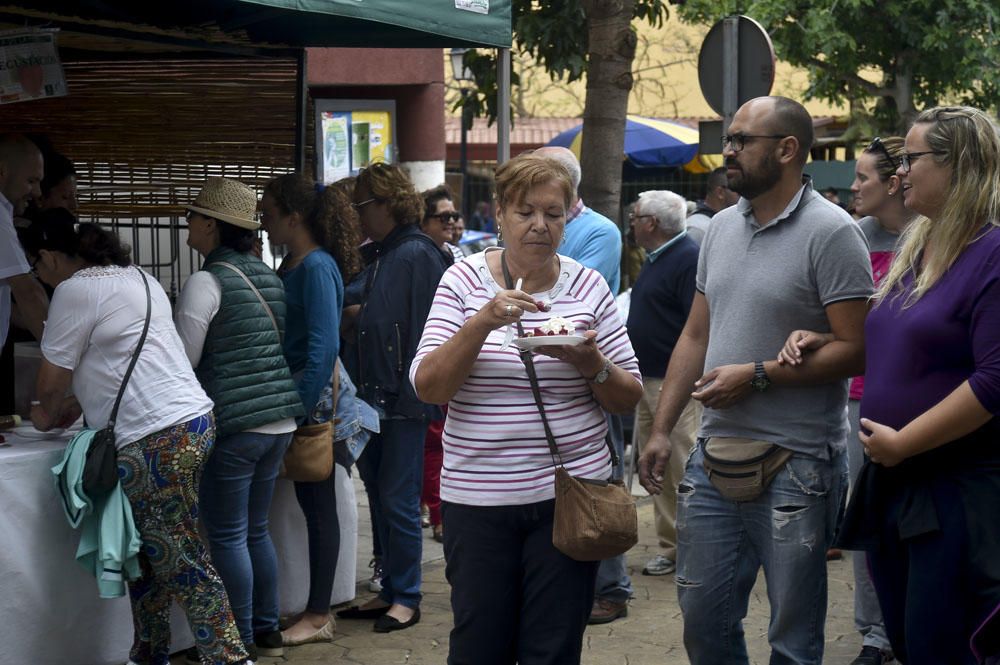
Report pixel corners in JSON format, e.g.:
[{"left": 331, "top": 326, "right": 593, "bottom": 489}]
[
  {"left": 368, "top": 557, "right": 385, "bottom": 593},
  {"left": 642, "top": 554, "right": 676, "bottom": 576}
]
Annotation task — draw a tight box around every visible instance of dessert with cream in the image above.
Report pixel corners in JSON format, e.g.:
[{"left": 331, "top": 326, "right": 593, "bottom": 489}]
[{"left": 525, "top": 315, "right": 575, "bottom": 337}]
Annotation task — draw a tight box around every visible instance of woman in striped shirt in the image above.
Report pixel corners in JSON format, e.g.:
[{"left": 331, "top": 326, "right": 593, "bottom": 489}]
[{"left": 410, "top": 153, "right": 642, "bottom": 665}]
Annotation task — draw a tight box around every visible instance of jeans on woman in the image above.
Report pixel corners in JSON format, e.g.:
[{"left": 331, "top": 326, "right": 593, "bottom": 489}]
[
  {"left": 117, "top": 412, "right": 247, "bottom": 665},
  {"left": 294, "top": 467, "right": 341, "bottom": 614},
  {"left": 199, "top": 429, "right": 292, "bottom": 644},
  {"left": 356, "top": 417, "right": 426, "bottom": 609}
]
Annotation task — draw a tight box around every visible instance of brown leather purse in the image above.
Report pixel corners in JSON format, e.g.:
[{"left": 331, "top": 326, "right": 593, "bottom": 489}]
[
  {"left": 503, "top": 252, "right": 638, "bottom": 561},
  {"left": 215, "top": 260, "right": 337, "bottom": 483},
  {"left": 282, "top": 421, "right": 334, "bottom": 482}
]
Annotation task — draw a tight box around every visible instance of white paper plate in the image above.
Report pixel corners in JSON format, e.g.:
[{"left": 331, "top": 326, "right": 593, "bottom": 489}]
[{"left": 512, "top": 334, "right": 586, "bottom": 350}]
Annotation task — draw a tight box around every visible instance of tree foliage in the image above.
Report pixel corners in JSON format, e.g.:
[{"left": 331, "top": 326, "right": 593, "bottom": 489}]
[
  {"left": 677, "top": 0, "right": 1000, "bottom": 134},
  {"left": 458, "top": 0, "right": 670, "bottom": 124}
]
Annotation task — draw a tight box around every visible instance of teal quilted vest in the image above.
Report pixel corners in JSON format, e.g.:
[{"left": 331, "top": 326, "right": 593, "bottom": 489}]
[{"left": 196, "top": 247, "right": 304, "bottom": 437}]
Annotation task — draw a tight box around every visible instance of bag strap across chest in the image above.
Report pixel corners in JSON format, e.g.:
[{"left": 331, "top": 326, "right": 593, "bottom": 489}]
[{"left": 107, "top": 267, "right": 151, "bottom": 431}]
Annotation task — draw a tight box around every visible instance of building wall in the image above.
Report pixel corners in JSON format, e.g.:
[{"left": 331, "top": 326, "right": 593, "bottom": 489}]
[{"left": 308, "top": 48, "right": 446, "bottom": 189}]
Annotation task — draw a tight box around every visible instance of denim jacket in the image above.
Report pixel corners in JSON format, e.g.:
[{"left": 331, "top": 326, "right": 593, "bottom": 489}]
[
  {"left": 307, "top": 361, "right": 380, "bottom": 465},
  {"left": 342, "top": 225, "right": 447, "bottom": 421}
]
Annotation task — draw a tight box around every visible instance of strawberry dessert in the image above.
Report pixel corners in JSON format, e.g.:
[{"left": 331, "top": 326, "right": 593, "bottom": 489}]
[{"left": 524, "top": 315, "right": 575, "bottom": 337}]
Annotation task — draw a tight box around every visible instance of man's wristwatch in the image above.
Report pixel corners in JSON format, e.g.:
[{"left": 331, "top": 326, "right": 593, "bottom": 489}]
[
  {"left": 588, "top": 358, "right": 613, "bottom": 384},
  {"left": 750, "top": 360, "right": 771, "bottom": 392}
]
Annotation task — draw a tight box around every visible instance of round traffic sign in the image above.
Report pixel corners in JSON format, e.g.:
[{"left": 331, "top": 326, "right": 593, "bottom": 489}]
[{"left": 698, "top": 15, "right": 776, "bottom": 117}]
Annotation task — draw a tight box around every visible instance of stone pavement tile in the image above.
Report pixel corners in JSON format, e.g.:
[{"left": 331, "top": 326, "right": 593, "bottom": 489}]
[{"left": 172, "top": 498, "right": 863, "bottom": 665}]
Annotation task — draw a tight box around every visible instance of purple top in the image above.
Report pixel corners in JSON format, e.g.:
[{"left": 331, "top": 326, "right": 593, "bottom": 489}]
[{"left": 860, "top": 225, "right": 1000, "bottom": 435}]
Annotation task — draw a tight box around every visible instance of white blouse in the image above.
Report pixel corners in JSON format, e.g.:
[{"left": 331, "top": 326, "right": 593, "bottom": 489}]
[{"left": 41, "top": 265, "right": 213, "bottom": 447}]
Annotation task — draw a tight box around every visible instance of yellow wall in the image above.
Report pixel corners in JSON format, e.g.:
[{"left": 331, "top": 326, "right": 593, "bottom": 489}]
[{"left": 446, "top": 13, "right": 847, "bottom": 120}]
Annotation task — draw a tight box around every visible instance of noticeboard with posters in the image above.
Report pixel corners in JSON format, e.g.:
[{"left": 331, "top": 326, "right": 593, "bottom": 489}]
[
  {"left": 0, "top": 29, "right": 67, "bottom": 105},
  {"left": 315, "top": 99, "right": 396, "bottom": 185}
]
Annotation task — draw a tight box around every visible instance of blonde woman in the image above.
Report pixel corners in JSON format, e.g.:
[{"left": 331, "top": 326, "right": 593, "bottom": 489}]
[{"left": 793, "top": 107, "right": 1000, "bottom": 664}]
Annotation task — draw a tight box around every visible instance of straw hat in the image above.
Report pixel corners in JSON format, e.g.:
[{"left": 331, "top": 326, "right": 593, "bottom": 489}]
[{"left": 185, "top": 177, "right": 259, "bottom": 230}]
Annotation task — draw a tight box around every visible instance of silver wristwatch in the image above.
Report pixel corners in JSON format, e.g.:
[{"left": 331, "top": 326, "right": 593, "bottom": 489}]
[{"left": 589, "top": 358, "right": 613, "bottom": 384}]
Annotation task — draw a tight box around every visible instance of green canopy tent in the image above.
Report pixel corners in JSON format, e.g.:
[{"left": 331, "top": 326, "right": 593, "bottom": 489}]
[
  {"left": 0, "top": 1, "right": 512, "bottom": 49},
  {"left": 0, "top": 1, "right": 513, "bottom": 298},
  {"left": 0, "top": 0, "right": 513, "bottom": 165}
]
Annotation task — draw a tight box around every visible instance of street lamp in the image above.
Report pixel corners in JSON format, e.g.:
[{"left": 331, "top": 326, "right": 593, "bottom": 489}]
[{"left": 450, "top": 48, "right": 474, "bottom": 221}]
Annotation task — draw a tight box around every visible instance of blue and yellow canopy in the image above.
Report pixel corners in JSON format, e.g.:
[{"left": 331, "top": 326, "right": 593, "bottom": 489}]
[{"left": 547, "top": 115, "right": 721, "bottom": 174}]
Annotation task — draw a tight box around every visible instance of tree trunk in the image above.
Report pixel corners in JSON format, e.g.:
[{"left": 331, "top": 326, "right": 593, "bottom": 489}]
[
  {"left": 890, "top": 52, "right": 917, "bottom": 134},
  {"left": 578, "top": 0, "right": 637, "bottom": 226}
]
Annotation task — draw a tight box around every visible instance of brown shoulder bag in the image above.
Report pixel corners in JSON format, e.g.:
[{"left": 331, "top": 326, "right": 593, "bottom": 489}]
[{"left": 502, "top": 252, "right": 638, "bottom": 561}]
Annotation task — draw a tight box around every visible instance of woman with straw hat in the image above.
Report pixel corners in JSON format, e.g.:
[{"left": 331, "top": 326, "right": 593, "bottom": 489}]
[{"left": 175, "top": 177, "right": 305, "bottom": 661}]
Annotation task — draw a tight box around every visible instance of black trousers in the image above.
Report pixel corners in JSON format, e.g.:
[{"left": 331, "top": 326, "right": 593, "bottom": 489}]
[
  {"left": 442, "top": 500, "right": 599, "bottom": 665},
  {"left": 869, "top": 479, "right": 999, "bottom": 665}
]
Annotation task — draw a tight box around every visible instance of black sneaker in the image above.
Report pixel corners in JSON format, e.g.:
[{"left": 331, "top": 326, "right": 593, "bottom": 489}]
[
  {"left": 253, "top": 629, "right": 284, "bottom": 657},
  {"left": 851, "top": 645, "right": 888, "bottom": 665}
]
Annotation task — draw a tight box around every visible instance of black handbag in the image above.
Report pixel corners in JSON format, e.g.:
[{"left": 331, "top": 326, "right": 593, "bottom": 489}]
[{"left": 82, "top": 267, "right": 151, "bottom": 497}]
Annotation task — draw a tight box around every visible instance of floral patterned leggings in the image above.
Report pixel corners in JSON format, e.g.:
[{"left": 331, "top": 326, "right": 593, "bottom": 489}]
[{"left": 117, "top": 412, "right": 247, "bottom": 665}]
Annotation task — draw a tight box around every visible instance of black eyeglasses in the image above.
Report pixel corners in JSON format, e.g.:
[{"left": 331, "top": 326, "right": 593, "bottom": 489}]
[
  {"left": 722, "top": 133, "right": 787, "bottom": 153},
  {"left": 427, "top": 212, "right": 461, "bottom": 223},
  {"left": 899, "top": 150, "right": 947, "bottom": 174},
  {"left": 351, "top": 198, "right": 378, "bottom": 211},
  {"left": 867, "top": 137, "right": 899, "bottom": 169},
  {"left": 629, "top": 214, "right": 655, "bottom": 223}
]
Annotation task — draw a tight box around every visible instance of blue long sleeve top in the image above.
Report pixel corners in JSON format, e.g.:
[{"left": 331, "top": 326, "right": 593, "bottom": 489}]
[{"left": 280, "top": 249, "right": 344, "bottom": 415}]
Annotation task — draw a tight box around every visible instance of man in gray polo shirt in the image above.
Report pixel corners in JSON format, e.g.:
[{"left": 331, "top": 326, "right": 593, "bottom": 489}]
[{"left": 638, "top": 96, "right": 873, "bottom": 665}]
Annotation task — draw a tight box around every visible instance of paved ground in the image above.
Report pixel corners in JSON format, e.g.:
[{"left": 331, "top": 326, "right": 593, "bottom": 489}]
[{"left": 171, "top": 483, "right": 864, "bottom": 665}]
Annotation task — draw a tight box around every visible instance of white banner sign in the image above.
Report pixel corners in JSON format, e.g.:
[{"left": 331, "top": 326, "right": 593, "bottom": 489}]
[
  {"left": 0, "top": 30, "right": 67, "bottom": 105},
  {"left": 455, "top": 0, "right": 489, "bottom": 14}
]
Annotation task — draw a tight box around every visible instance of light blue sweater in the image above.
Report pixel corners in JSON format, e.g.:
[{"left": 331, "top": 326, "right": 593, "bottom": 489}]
[
  {"left": 558, "top": 204, "right": 622, "bottom": 294},
  {"left": 52, "top": 430, "right": 142, "bottom": 598}
]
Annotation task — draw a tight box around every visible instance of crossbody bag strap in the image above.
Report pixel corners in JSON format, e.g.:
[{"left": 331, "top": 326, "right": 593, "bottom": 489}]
[
  {"left": 500, "top": 251, "right": 620, "bottom": 469},
  {"left": 500, "top": 251, "right": 564, "bottom": 468},
  {"left": 213, "top": 261, "right": 281, "bottom": 341},
  {"left": 107, "top": 267, "right": 152, "bottom": 430},
  {"left": 214, "top": 260, "right": 338, "bottom": 414}
]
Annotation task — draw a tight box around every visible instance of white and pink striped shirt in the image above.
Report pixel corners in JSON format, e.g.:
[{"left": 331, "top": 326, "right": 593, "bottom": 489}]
[{"left": 409, "top": 249, "right": 641, "bottom": 506}]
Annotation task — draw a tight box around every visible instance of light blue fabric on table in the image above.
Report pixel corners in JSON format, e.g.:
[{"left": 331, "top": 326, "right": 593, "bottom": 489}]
[{"left": 51, "top": 429, "right": 142, "bottom": 598}]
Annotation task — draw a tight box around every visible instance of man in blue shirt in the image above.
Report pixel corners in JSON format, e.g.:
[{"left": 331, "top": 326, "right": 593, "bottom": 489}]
[
  {"left": 535, "top": 146, "right": 621, "bottom": 293},
  {"left": 627, "top": 190, "right": 702, "bottom": 581},
  {"left": 536, "top": 145, "right": 629, "bottom": 624}
]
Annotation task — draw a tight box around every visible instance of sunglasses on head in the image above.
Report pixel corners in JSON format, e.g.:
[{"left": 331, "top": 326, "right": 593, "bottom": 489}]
[
  {"left": 867, "top": 137, "right": 899, "bottom": 169},
  {"left": 427, "top": 211, "right": 462, "bottom": 223}
]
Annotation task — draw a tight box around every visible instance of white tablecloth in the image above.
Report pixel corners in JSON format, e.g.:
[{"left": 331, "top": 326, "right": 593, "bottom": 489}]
[{"left": 0, "top": 430, "right": 357, "bottom": 665}]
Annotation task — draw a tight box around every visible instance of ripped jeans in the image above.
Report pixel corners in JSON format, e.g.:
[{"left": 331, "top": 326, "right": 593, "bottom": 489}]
[{"left": 675, "top": 440, "right": 847, "bottom": 665}]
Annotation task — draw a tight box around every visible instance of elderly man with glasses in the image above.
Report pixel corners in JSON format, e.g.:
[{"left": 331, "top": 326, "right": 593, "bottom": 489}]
[{"left": 625, "top": 190, "right": 703, "bottom": 585}]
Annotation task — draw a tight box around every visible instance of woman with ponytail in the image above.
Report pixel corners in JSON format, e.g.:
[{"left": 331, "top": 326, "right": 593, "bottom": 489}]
[
  {"left": 259, "top": 173, "right": 362, "bottom": 647},
  {"left": 24, "top": 208, "right": 250, "bottom": 664}
]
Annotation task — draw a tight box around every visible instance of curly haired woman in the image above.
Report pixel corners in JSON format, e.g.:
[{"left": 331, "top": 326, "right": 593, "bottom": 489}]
[{"left": 259, "top": 174, "right": 362, "bottom": 647}]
